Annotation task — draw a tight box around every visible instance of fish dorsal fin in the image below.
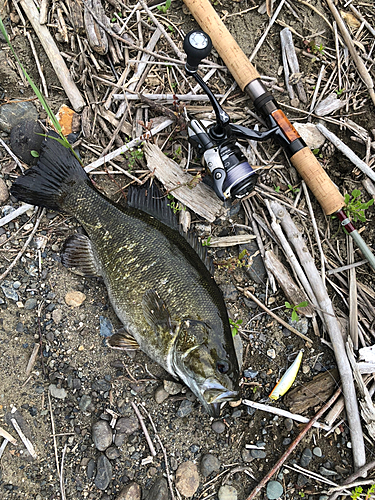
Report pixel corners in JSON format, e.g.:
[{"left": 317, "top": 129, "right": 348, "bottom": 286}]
[
  {"left": 106, "top": 332, "right": 140, "bottom": 350},
  {"left": 181, "top": 230, "right": 215, "bottom": 276},
  {"left": 128, "top": 183, "right": 214, "bottom": 275},
  {"left": 61, "top": 233, "right": 101, "bottom": 277},
  {"left": 127, "top": 183, "right": 179, "bottom": 231},
  {"left": 142, "top": 289, "right": 172, "bottom": 334}
]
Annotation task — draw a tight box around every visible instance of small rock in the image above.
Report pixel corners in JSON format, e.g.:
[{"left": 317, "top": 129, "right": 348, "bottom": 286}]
[
  {"left": 200, "top": 454, "right": 220, "bottom": 477},
  {"left": 313, "top": 447, "right": 322, "bottom": 457},
  {"left": 86, "top": 458, "right": 96, "bottom": 480},
  {"left": 49, "top": 384, "right": 67, "bottom": 400},
  {"left": 154, "top": 386, "right": 169, "bottom": 404},
  {"left": 288, "top": 316, "right": 309, "bottom": 335},
  {"left": 24, "top": 298, "right": 37, "bottom": 310},
  {"left": 0, "top": 101, "right": 38, "bottom": 133},
  {"left": 100, "top": 316, "right": 114, "bottom": 337},
  {"left": 79, "top": 395, "right": 92, "bottom": 411},
  {"left": 94, "top": 454, "right": 112, "bottom": 490},
  {"left": 0, "top": 178, "right": 9, "bottom": 203},
  {"left": 65, "top": 290, "right": 86, "bottom": 307},
  {"left": 92, "top": 420, "right": 113, "bottom": 451},
  {"left": 1, "top": 281, "right": 18, "bottom": 301},
  {"left": 243, "top": 369, "right": 258, "bottom": 379},
  {"left": 163, "top": 379, "right": 182, "bottom": 395},
  {"left": 319, "top": 466, "right": 338, "bottom": 477},
  {"left": 300, "top": 448, "right": 313, "bottom": 467},
  {"left": 106, "top": 446, "right": 121, "bottom": 460},
  {"left": 52, "top": 309, "right": 63, "bottom": 324},
  {"left": 175, "top": 461, "right": 199, "bottom": 498},
  {"left": 284, "top": 418, "right": 293, "bottom": 432},
  {"left": 266, "top": 480, "right": 283, "bottom": 500},
  {"left": 211, "top": 420, "right": 226, "bottom": 434},
  {"left": 282, "top": 438, "right": 292, "bottom": 446},
  {"left": 10, "top": 120, "right": 44, "bottom": 164},
  {"left": 221, "top": 283, "right": 238, "bottom": 302},
  {"left": 92, "top": 379, "right": 111, "bottom": 392},
  {"left": 267, "top": 348, "right": 276, "bottom": 359},
  {"left": 144, "top": 476, "right": 169, "bottom": 500},
  {"left": 218, "top": 485, "right": 238, "bottom": 500},
  {"left": 297, "top": 473, "right": 309, "bottom": 487},
  {"left": 116, "top": 482, "right": 142, "bottom": 500},
  {"left": 250, "top": 449, "right": 267, "bottom": 459},
  {"left": 176, "top": 400, "right": 193, "bottom": 417},
  {"left": 114, "top": 432, "right": 126, "bottom": 448},
  {"left": 115, "top": 416, "right": 139, "bottom": 435},
  {"left": 241, "top": 448, "right": 253, "bottom": 463}
]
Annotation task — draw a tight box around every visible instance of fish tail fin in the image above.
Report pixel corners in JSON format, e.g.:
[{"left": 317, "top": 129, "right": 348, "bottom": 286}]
[{"left": 10, "top": 131, "right": 88, "bottom": 211}]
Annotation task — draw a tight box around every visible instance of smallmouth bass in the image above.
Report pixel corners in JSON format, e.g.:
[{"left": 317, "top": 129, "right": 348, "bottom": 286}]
[{"left": 11, "top": 134, "right": 239, "bottom": 416}]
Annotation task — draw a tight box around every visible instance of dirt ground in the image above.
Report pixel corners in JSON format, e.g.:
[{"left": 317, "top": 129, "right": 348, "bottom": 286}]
[{"left": 0, "top": 1, "right": 374, "bottom": 499}]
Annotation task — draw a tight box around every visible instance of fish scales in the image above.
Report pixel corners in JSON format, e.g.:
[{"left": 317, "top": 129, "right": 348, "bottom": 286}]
[{"left": 11, "top": 133, "right": 239, "bottom": 416}]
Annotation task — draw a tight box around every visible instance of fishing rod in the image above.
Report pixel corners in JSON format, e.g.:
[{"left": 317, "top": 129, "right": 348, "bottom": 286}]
[{"left": 182, "top": 0, "right": 375, "bottom": 271}]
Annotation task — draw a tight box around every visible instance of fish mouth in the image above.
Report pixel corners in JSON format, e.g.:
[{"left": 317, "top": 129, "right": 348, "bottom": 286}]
[{"left": 201, "top": 378, "right": 238, "bottom": 406}]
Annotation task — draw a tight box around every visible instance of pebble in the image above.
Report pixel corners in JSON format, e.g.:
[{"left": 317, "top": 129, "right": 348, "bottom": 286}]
[
  {"left": 92, "top": 379, "right": 111, "bottom": 392},
  {"left": 115, "top": 416, "right": 139, "bottom": 435},
  {"left": 0, "top": 178, "right": 9, "bottom": 203},
  {"left": 288, "top": 316, "right": 309, "bottom": 335},
  {"left": 282, "top": 438, "right": 292, "bottom": 446},
  {"left": 267, "top": 348, "right": 276, "bottom": 359},
  {"left": 79, "top": 395, "right": 92, "bottom": 411},
  {"left": 175, "top": 461, "right": 200, "bottom": 498},
  {"left": 292, "top": 122, "right": 325, "bottom": 149},
  {"left": 176, "top": 400, "right": 193, "bottom": 417},
  {"left": 218, "top": 485, "right": 238, "bottom": 500},
  {"left": 144, "top": 476, "right": 169, "bottom": 500},
  {"left": 115, "top": 482, "right": 142, "bottom": 500},
  {"left": 163, "top": 379, "right": 182, "bottom": 395},
  {"left": 221, "top": 284, "right": 238, "bottom": 302},
  {"left": 200, "top": 454, "right": 221, "bottom": 477},
  {"left": 154, "top": 386, "right": 169, "bottom": 404},
  {"left": 313, "top": 447, "right": 322, "bottom": 457},
  {"left": 319, "top": 466, "right": 337, "bottom": 477},
  {"left": 243, "top": 369, "right": 258, "bottom": 379},
  {"left": 94, "top": 454, "right": 112, "bottom": 490},
  {"left": 297, "top": 473, "right": 309, "bottom": 487},
  {"left": 251, "top": 449, "right": 267, "bottom": 459},
  {"left": 49, "top": 384, "right": 67, "bottom": 400},
  {"left": 52, "top": 309, "right": 63, "bottom": 325},
  {"left": 65, "top": 290, "right": 86, "bottom": 307},
  {"left": 100, "top": 316, "right": 114, "bottom": 337},
  {"left": 241, "top": 449, "right": 253, "bottom": 463},
  {"left": 105, "top": 446, "right": 121, "bottom": 460},
  {"left": 0, "top": 101, "right": 38, "bottom": 133},
  {"left": 266, "top": 480, "right": 283, "bottom": 500},
  {"left": 86, "top": 458, "right": 96, "bottom": 480},
  {"left": 284, "top": 418, "right": 293, "bottom": 431},
  {"left": 1, "top": 281, "right": 18, "bottom": 301},
  {"left": 24, "top": 298, "right": 37, "bottom": 310},
  {"left": 92, "top": 420, "right": 113, "bottom": 451},
  {"left": 211, "top": 420, "right": 226, "bottom": 434},
  {"left": 10, "top": 119, "right": 44, "bottom": 164},
  {"left": 300, "top": 448, "right": 313, "bottom": 467}
]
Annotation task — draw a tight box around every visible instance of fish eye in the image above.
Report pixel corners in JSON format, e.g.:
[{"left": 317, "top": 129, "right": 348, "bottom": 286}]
[{"left": 216, "top": 360, "right": 230, "bottom": 374}]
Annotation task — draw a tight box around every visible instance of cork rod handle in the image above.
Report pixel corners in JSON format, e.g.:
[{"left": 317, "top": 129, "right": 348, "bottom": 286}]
[{"left": 182, "top": 0, "right": 260, "bottom": 90}]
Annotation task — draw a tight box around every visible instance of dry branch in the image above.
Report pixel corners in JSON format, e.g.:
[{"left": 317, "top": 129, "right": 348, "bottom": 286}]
[
  {"left": 269, "top": 200, "right": 366, "bottom": 471},
  {"left": 19, "top": 0, "right": 85, "bottom": 112}
]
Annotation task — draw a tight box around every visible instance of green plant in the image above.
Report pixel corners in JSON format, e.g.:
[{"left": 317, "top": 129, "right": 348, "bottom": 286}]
[
  {"left": 287, "top": 184, "right": 300, "bottom": 196},
  {"left": 252, "top": 385, "right": 257, "bottom": 394},
  {"left": 274, "top": 185, "right": 281, "bottom": 193},
  {"left": 0, "top": 17, "right": 82, "bottom": 165},
  {"left": 157, "top": 0, "right": 171, "bottom": 13},
  {"left": 312, "top": 148, "right": 323, "bottom": 159},
  {"left": 202, "top": 236, "right": 211, "bottom": 247},
  {"left": 335, "top": 87, "right": 345, "bottom": 96},
  {"left": 344, "top": 189, "right": 374, "bottom": 223},
  {"left": 351, "top": 486, "right": 363, "bottom": 500},
  {"left": 167, "top": 194, "right": 185, "bottom": 214},
  {"left": 311, "top": 42, "right": 325, "bottom": 55},
  {"left": 30, "top": 150, "right": 39, "bottom": 158},
  {"left": 298, "top": 491, "right": 305, "bottom": 498},
  {"left": 126, "top": 147, "right": 144, "bottom": 169},
  {"left": 229, "top": 318, "right": 243, "bottom": 337},
  {"left": 285, "top": 301, "right": 308, "bottom": 322},
  {"left": 366, "top": 484, "right": 375, "bottom": 499}
]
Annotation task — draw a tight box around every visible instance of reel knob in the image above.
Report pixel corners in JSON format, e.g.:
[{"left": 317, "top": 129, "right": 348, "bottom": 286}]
[{"left": 183, "top": 30, "right": 212, "bottom": 73}]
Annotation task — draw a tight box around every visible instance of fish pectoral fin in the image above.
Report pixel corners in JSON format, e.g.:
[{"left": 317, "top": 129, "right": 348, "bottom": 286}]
[
  {"left": 142, "top": 289, "right": 172, "bottom": 333},
  {"left": 61, "top": 233, "right": 101, "bottom": 277},
  {"left": 105, "top": 332, "right": 140, "bottom": 350}
]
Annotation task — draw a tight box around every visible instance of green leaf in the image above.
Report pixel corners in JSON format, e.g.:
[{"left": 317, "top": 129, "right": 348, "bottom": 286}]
[
  {"left": 239, "top": 249, "right": 248, "bottom": 261},
  {"left": 285, "top": 302, "right": 292, "bottom": 309},
  {"left": 30, "top": 150, "right": 39, "bottom": 158},
  {"left": 291, "top": 310, "right": 299, "bottom": 322},
  {"left": 296, "top": 301, "right": 308, "bottom": 308}
]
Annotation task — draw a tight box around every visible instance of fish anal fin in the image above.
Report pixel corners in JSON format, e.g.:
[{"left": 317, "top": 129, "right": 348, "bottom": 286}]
[
  {"left": 106, "top": 332, "right": 140, "bottom": 350},
  {"left": 61, "top": 233, "right": 100, "bottom": 277}
]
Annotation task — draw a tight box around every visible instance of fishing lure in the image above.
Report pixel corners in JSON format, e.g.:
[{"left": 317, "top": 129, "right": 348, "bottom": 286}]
[{"left": 269, "top": 350, "right": 303, "bottom": 401}]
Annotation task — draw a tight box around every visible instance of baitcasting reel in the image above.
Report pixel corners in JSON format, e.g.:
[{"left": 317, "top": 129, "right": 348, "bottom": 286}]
[{"left": 183, "top": 30, "right": 277, "bottom": 201}]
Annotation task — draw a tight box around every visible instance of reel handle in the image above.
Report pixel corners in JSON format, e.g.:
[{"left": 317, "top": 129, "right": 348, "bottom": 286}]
[{"left": 183, "top": 30, "right": 212, "bottom": 73}]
